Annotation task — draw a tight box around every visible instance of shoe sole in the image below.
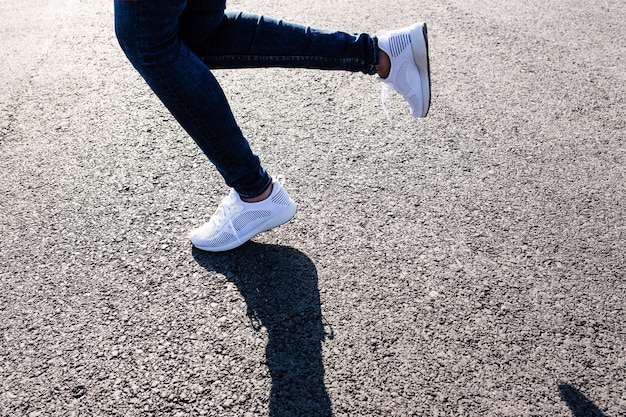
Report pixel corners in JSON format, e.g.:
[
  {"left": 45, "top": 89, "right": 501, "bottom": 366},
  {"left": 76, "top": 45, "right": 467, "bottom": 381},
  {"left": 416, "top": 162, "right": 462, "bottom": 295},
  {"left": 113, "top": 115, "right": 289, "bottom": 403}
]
[
  {"left": 409, "top": 22, "right": 431, "bottom": 117},
  {"left": 192, "top": 203, "right": 297, "bottom": 252}
]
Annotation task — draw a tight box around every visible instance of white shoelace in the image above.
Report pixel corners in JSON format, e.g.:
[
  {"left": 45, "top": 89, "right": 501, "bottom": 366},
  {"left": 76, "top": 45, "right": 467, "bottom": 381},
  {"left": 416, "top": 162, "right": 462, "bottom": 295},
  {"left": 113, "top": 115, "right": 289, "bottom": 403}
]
[
  {"left": 211, "top": 176, "right": 285, "bottom": 239},
  {"left": 381, "top": 83, "right": 393, "bottom": 123},
  {"left": 274, "top": 174, "right": 287, "bottom": 188},
  {"left": 211, "top": 193, "right": 243, "bottom": 240}
]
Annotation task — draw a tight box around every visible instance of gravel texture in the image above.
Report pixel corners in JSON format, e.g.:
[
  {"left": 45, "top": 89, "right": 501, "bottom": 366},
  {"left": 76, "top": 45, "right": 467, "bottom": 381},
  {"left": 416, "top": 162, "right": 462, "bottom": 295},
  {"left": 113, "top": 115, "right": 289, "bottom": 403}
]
[{"left": 1, "top": 0, "right": 625, "bottom": 416}]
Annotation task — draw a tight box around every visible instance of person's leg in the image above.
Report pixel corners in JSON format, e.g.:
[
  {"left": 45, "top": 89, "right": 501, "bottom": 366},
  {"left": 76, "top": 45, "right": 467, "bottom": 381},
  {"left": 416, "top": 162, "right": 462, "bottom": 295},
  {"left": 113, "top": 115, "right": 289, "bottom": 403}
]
[
  {"left": 178, "top": 10, "right": 427, "bottom": 118},
  {"left": 114, "top": 0, "right": 272, "bottom": 200},
  {"left": 115, "top": 1, "right": 429, "bottom": 251},
  {"left": 176, "top": 5, "right": 384, "bottom": 202},
  {"left": 187, "top": 11, "right": 381, "bottom": 74},
  {"left": 114, "top": 0, "right": 297, "bottom": 253},
  {"left": 177, "top": 13, "right": 430, "bottom": 251}
]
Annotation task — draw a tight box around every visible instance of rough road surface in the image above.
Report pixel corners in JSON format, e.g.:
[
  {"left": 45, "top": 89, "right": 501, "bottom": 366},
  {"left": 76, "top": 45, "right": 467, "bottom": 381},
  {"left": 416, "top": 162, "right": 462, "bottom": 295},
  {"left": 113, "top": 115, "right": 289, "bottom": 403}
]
[{"left": 1, "top": 0, "right": 625, "bottom": 416}]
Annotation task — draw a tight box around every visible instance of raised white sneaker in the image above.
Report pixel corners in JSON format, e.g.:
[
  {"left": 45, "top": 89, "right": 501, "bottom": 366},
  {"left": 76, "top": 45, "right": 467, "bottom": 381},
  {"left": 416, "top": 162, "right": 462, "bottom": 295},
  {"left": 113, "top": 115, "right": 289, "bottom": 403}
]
[
  {"left": 376, "top": 22, "right": 431, "bottom": 119},
  {"left": 189, "top": 178, "right": 297, "bottom": 252}
]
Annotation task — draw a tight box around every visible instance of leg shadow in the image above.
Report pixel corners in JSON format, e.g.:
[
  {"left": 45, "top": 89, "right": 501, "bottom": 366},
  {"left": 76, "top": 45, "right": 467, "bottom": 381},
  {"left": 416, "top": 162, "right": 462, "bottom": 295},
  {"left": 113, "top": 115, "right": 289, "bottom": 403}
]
[
  {"left": 193, "top": 242, "right": 333, "bottom": 417},
  {"left": 558, "top": 382, "right": 607, "bottom": 417}
]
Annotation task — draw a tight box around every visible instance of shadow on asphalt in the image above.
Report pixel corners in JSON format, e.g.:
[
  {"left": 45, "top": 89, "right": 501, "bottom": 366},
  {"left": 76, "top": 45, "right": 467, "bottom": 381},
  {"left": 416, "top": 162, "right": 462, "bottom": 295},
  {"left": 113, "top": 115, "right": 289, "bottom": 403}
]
[
  {"left": 193, "top": 242, "right": 333, "bottom": 417},
  {"left": 558, "top": 383, "right": 607, "bottom": 417}
]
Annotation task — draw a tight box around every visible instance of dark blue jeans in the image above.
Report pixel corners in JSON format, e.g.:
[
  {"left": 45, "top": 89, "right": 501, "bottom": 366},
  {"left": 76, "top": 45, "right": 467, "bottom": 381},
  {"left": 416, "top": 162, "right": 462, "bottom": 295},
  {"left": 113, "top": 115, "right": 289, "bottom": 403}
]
[{"left": 114, "top": 0, "right": 380, "bottom": 198}]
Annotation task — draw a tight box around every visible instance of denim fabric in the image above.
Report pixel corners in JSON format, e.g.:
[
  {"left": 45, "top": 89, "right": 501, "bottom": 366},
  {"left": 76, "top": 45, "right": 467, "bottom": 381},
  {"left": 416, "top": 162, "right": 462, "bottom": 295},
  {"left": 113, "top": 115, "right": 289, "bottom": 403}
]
[{"left": 114, "top": 0, "right": 379, "bottom": 198}]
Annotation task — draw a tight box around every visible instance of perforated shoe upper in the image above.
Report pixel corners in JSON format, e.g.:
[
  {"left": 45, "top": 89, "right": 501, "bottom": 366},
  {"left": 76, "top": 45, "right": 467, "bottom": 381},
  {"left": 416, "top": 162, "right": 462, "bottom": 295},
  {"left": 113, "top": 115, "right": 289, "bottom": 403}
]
[
  {"left": 376, "top": 22, "right": 431, "bottom": 119},
  {"left": 189, "top": 178, "right": 297, "bottom": 252}
]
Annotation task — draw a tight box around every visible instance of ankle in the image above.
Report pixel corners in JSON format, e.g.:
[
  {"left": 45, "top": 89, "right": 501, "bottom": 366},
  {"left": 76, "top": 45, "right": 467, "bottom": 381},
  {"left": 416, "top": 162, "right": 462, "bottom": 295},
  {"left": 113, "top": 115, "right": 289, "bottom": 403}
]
[
  {"left": 378, "top": 50, "right": 391, "bottom": 78},
  {"left": 241, "top": 183, "right": 273, "bottom": 203}
]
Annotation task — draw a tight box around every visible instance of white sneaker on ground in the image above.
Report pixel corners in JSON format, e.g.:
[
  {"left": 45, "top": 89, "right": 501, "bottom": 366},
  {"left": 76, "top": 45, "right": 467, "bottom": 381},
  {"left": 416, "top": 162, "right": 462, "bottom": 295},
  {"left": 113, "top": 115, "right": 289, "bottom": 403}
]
[
  {"left": 189, "top": 178, "right": 297, "bottom": 252},
  {"left": 376, "top": 22, "right": 431, "bottom": 119}
]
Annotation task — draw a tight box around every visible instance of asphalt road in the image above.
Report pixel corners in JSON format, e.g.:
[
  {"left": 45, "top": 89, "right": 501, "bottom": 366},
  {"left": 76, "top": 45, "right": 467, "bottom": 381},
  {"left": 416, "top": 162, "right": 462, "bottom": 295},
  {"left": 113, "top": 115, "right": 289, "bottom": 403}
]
[{"left": 1, "top": 0, "right": 625, "bottom": 416}]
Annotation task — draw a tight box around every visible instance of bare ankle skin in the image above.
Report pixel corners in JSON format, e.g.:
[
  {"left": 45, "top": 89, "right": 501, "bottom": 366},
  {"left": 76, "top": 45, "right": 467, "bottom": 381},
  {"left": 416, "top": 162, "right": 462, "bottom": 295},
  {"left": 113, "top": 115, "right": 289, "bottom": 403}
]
[
  {"left": 241, "top": 183, "right": 273, "bottom": 203},
  {"left": 378, "top": 50, "right": 391, "bottom": 78}
]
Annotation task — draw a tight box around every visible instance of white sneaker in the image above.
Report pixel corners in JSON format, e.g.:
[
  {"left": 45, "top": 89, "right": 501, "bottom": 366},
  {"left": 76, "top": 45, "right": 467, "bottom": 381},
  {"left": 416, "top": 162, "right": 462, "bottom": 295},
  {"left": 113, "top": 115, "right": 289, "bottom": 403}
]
[
  {"left": 189, "top": 178, "right": 297, "bottom": 252},
  {"left": 376, "top": 22, "right": 431, "bottom": 119}
]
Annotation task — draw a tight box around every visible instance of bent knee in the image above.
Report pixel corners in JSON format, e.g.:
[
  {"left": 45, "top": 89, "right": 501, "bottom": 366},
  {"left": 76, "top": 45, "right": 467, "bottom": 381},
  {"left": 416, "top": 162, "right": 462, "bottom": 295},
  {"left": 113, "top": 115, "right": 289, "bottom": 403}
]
[
  {"left": 114, "top": 4, "right": 178, "bottom": 68},
  {"left": 114, "top": 8, "right": 142, "bottom": 64},
  {"left": 116, "top": 26, "right": 182, "bottom": 71}
]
